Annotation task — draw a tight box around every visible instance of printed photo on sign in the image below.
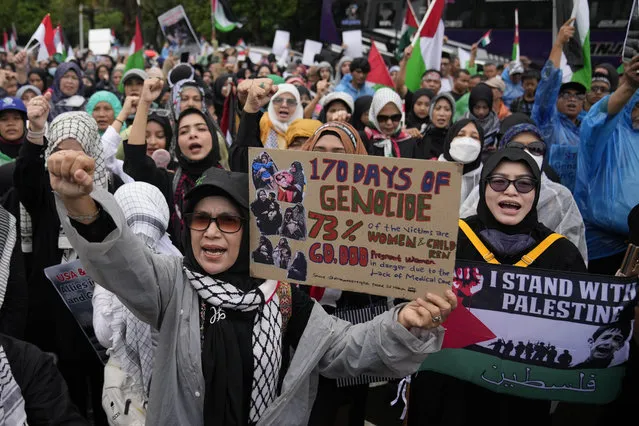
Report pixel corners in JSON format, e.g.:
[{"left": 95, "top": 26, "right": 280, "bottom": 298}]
[
  {"left": 251, "top": 189, "right": 282, "bottom": 236},
  {"left": 420, "top": 260, "right": 638, "bottom": 404},
  {"left": 251, "top": 151, "right": 279, "bottom": 190},
  {"left": 274, "top": 238, "right": 293, "bottom": 269},
  {"left": 280, "top": 204, "right": 306, "bottom": 241},
  {"left": 253, "top": 236, "right": 274, "bottom": 266},
  {"left": 287, "top": 251, "right": 308, "bottom": 282},
  {"left": 249, "top": 148, "right": 463, "bottom": 300},
  {"left": 273, "top": 160, "right": 306, "bottom": 204}
]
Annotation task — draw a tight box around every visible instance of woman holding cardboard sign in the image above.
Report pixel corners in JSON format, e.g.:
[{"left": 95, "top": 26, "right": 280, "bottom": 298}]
[
  {"left": 47, "top": 145, "right": 458, "bottom": 425},
  {"left": 407, "top": 147, "right": 586, "bottom": 425}
]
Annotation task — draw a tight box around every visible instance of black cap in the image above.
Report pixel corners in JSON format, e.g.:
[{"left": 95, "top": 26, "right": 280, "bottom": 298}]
[
  {"left": 559, "top": 81, "right": 586, "bottom": 95},
  {"left": 184, "top": 167, "right": 249, "bottom": 212}
]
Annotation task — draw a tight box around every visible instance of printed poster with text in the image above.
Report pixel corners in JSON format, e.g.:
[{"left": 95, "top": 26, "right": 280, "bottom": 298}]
[
  {"left": 248, "top": 148, "right": 463, "bottom": 299},
  {"left": 422, "top": 260, "right": 638, "bottom": 403}
]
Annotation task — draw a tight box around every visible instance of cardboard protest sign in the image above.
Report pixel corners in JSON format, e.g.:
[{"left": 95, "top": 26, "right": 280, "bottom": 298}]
[
  {"left": 623, "top": 0, "right": 639, "bottom": 62},
  {"left": 422, "top": 260, "right": 638, "bottom": 404},
  {"left": 44, "top": 259, "right": 108, "bottom": 365},
  {"left": 248, "top": 148, "right": 463, "bottom": 300},
  {"left": 342, "top": 30, "right": 363, "bottom": 58},
  {"left": 158, "top": 5, "right": 201, "bottom": 54}
]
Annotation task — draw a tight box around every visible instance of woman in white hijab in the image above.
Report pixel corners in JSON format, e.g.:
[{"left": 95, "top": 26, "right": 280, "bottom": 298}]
[
  {"left": 93, "top": 181, "right": 181, "bottom": 424},
  {"left": 259, "top": 83, "right": 304, "bottom": 149}
]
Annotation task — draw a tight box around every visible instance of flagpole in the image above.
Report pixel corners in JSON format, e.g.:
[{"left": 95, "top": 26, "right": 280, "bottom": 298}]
[
  {"left": 411, "top": 0, "right": 438, "bottom": 47},
  {"left": 211, "top": 0, "right": 217, "bottom": 46},
  {"left": 514, "top": 8, "right": 520, "bottom": 61}
]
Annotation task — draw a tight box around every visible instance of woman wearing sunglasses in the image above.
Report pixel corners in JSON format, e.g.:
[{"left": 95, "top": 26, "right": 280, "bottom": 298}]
[
  {"left": 408, "top": 147, "right": 586, "bottom": 425},
  {"left": 259, "top": 83, "right": 304, "bottom": 150},
  {"left": 362, "top": 87, "right": 416, "bottom": 158},
  {"left": 460, "top": 122, "right": 589, "bottom": 263},
  {"left": 48, "top": 149, "right": 457, "bottom": 425}
]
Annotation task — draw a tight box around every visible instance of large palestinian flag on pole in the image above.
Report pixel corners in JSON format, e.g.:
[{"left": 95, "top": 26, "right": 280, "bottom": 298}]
[
  {"left": 557, "top": 0, "right": 591, "bottom": 90},
  {"left": 405, "top": 0, "right": 445, "bottom": 92},
  {"left": 420, "top": 260, "right": 637, "bottom": 404}
]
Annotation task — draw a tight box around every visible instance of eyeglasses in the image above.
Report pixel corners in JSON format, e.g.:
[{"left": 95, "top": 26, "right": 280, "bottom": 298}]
[
  {"left": 558, "top": 92, "right": 586, "bottom": 101},
  {"left": 377, "top": 114, "right": 402, "bottom": 123},
  {"left": 272, "top": 98, "right": 298, "bottom": 107},
  {"left": 184, "top": 212, "right": 244, "bottom": 233},
  {"left": 485, "top": 176, "right": 537, "bottom": 194},
  {"left": 590, "top": 86, "right": 610, "bottom": 94},
  {"left": 505, "top": 141, "right": 547, "bottom": 157}
]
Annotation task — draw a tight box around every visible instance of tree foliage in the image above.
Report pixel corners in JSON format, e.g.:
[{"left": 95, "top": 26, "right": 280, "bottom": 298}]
[{"left": 2, "top": 0, "right": 322, "bottom": 51}]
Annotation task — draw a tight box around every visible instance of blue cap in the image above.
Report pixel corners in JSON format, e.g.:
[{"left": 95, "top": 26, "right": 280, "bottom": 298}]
[{"left": 0, "top": 97, "right": 27, "bottom": 117}]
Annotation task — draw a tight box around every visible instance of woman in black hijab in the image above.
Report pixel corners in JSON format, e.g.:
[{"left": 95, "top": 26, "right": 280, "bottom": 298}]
[
  {"left": 213, "top": 74, "right": 234, "bottom": 119},
  {"left": 466, "top": 83, "right": 500, "bottom": 155},
  {"left": 351, "top": 95, "right": 373, "bottom": 131},
  {"left": 405, "top": 88, "right": 435, "bottom": 136},
  {"left": 407, "top": 148, "right": 586, "bottom": 426},
  {"left": 415, "top": 92, "right": 455, "bottom": 160}
]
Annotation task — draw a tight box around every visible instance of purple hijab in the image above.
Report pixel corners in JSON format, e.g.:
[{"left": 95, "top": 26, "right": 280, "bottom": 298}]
[{"left": 52, "top": 62, "right": 85, "bottom": 103}]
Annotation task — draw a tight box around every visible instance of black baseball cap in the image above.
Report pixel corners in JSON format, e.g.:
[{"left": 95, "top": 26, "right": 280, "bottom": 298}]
[
  {"left": 559, "top": 81, "right": 586, "bottom": 95},
  {"left": 184, "top": 167, "right": 249, "bottom": 212}
]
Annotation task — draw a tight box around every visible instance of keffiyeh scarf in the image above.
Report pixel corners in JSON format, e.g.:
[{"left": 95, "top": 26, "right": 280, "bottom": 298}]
[
  {"left": 0, "top": 346, "right": 27, "bottom": 425},
  {"left": 185, "top": 268, "right": 282, "bottom": 423},
  {"left": 21, "top": 112, "right": 108, "bottom": 257}
]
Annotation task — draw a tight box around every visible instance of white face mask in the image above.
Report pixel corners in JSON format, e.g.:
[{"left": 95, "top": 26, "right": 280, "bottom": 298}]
[
  {"left": 449, "top": 136, "right": 481, "bottom": 164},
  {"left": 523, "top": 148, "right": 544, "bottom": 172}
]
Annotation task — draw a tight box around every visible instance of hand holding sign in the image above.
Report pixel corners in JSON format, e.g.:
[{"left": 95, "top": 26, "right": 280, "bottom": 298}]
[{"left": 398, "top": 289, "right": 457, "bottom": 330}]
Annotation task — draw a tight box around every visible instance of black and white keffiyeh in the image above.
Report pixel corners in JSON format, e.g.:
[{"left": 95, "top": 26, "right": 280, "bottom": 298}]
[
  {"left": 21, "top": 111, "right": 109, "bottom": 255},
  {"left": 0, "top": 207, "right": 16, "bottom": 309},
  {"left": 185, "top": 268, "right": 282, "bottom": 423},
  {"left": 0, "top": 346, "right": 27, "bottom": 425}
]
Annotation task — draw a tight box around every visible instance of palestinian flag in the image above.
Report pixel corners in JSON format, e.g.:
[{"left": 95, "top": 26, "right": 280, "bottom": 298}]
[
  {"left": 366, "top": 41, "right": 394, "bottom": 88},
  {"left": 479, "top": 29, "right": 492, "bottom": 47},
  {"left": 9, "top": 23, "right": 17, "bottom": 51},
  {"left": 512, "top": 9, "right": 520, "bottom": 61},
  {"left": 212, "top": 0, "right": 242, "bottom": 32},
  {"left": 120, "top": 12, "right": 145, "bottom": 92},
  {"left": 53, "top": 25, "right": 68, "bottom": 62},
  {"left": 3, "top": 31, "right": 9, "bottom": 53},
  {"left": 420, "top": 260, "right": 636, "bottom": 405},
  {"left": 396, "top": 0, "right": 421, "bottom": 59},
  {"left": 405, "top": 0, "right": 446, "bottom": 92},
  {"left": 558, "top": 0, "right": 591, "bottom": 90}
]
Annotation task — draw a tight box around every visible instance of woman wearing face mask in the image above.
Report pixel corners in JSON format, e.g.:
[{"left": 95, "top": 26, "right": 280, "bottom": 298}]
[
  {"left": 439, "top": 118, "right": 484, "bottom": 203},
  {"left": 124, "top": 78, "right": 221, "bottom": 251},
  {"left": 407, "top": 147, "right": 586, "bottom": 426},
  {"left": 405, "top": 88, "right": 435, "bottom": 138},
  {"left": 362, "top": 88, "right": 416, "bottom": 158},
  {"left": 460, "top": 122, "right": 588, "bottom": 263},
  {"left": 466, "top": 83, "right": 501, "bottom": 156},
  {"left": 50, "top": 152, "right": 457, "bottom": 425},
  {"left": 415, "top": 92, "right": 455, "bottom": 160},
  {"left": 49, "top": 62, "right": 86, "bottom": 120}
]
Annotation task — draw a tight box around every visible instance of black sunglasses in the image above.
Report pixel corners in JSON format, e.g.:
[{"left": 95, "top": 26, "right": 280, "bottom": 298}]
[
  {"left": 185, "top": 212, "right": 244, "bottom": 233},
  {"left": 377, "top": 114, "right": 402, "bottom": 123},
  {"left": 505, "top": 141, "right": 546, "bottom": 157},
  {"left": 485, "top": 176, "right": 537, "bottom": 194}
]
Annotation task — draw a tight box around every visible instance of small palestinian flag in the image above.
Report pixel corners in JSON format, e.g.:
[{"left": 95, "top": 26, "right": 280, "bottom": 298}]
[{"left": 479, "top": 30, "right": 492, "bottom": 47}]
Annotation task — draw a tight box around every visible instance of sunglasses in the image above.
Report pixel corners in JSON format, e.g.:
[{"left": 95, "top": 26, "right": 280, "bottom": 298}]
[
  {"left": 505, "top": 140, "right": 546, "bottom": 156},
  {"left": 590, "top": 86, "right": 610, "bottom": 94},
  {"left": 558, "top": 92, "right": 586, "bottom": 101},
  {"left": 485, "top": 176, "right": 537, "bottom": 194},
  {"left": 272, "top": 98, "right": 298, "bottom": 107},
  {"left": 377, "top": 114, "right": 402, "bottom": 123},
  {"left": 184, "top": 212, "right": 244, "bottom": 233}
]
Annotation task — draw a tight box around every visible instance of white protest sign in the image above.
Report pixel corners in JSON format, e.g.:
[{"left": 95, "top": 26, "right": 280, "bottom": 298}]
[
  {"left": 457, "top": 48, "right": 471, "bottom": 69},
  {"left": 302, "top": 39, "right": 323, "bottom": 66},
  {"left": 88, "top": 29, "right": 112, "bottom": 56},
  {"left": 272, "top": 30, "right": 290, "bottom": 57},
  {"left": 249, "top": 51, "right": 264, "bottom": 64},
  {"left": 342, "top": 30, "right": 363, "bottom": 58}
]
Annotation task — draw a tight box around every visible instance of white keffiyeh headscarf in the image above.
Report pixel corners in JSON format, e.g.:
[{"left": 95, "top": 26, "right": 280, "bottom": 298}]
[
  {"left": 0, "top": 208, "right": 26, "bottom": 425},
  {"left": 20, "top": 111, "right": 109, "bottom": 255}
]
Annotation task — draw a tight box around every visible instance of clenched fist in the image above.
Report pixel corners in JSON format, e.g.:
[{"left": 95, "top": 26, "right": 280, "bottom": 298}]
[{"left": 47, "top": 150, "right": 95, "bottom": 200}]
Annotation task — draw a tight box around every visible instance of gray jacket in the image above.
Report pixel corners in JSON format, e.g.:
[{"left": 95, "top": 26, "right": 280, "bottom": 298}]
[{"left": 56, "top": 189, "right": 445, "bottom": 426}]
